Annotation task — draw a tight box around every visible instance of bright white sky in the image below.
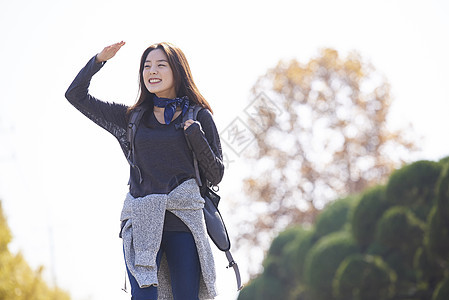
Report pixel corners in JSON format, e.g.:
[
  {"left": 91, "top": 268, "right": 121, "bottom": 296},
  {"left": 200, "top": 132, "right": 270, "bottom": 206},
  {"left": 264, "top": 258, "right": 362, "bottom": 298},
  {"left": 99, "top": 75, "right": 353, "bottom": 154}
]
[{"left": 1, "top": 0, "right": 449, "bottom": 299}]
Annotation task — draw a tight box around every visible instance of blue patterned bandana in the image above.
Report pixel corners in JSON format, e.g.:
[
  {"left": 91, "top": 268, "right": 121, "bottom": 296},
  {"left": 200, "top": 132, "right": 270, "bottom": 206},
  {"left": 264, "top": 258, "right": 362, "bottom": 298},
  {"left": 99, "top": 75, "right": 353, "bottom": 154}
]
[{"left": 153, "top": 96, "right": 190, "bottom": 125}]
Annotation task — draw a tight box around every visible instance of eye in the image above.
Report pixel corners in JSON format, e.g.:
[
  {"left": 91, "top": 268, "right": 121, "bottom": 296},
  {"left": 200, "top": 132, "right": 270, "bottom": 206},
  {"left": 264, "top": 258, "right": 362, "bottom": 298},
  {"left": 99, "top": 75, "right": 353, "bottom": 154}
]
[
  {"left": 144, "top": 65, "right": 151, "bottom": 69},
  {"left": 158, "top": 64, "right": 166, "bottom": 67}
]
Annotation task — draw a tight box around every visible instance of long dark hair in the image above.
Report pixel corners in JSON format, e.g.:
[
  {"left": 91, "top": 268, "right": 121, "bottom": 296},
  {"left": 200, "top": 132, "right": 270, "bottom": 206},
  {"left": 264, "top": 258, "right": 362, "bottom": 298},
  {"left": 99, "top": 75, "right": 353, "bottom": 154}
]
[{"left": 128, "top": 42, "right": 213, "bottom": 114}]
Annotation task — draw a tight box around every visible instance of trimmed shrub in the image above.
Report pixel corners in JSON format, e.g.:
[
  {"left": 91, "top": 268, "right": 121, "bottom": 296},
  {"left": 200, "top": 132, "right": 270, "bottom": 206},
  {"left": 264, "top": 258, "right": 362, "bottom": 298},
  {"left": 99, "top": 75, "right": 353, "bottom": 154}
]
[
  {"left": 304, "top": 231, "right": 359, "bottom": 300},
  {"left": 237, "top": 273, "right": 288, "bottom": 300},
  {"left": 255, "top": 273, "right": 289, "bottom": 300},
  {"left": 333, "top": 254, "right": 396, "bottom": 300},
  {"left": 432, "top": 276, "right": 449, "bottom": 300},
  {"left": 375, "top": 206, "right": 425, "bottom": 283},
  {"left": 267, "top": 226, "right": 305, "bottom": 257},
  {"left": 376, "top": 206, "right": 425, "bottom": 254},
  {"left": 386, "top": 160, "right": 441, "bottom": 220},
  {"left": 435, "top": 163, "right": 449, "bottom": 221},
  {"left": 263, "top": 226, "right": 307, "bottom": 283},
  {"left": 288, "top": 283, "right": 311, "bottom": 300},
  {"left": 438, "top": 155, "right": 449, "bottom": 166},
  {"left": 240, "top": 158, "right": 449, "bottom": 300},
  {"left": 243, "top": 226, "right": 316, "bottom": 299},
  {"left": 425, "top": 205, "right": 449, "bottom": 263},
  {"left": 314, "top": 196, "right": 357, "bottom": 240},
  {"left": 413, "top": 247, "right": 445, "bottom": 291},
  {"left": 283, "top": 228, "right": 315, "bottom": 282},
  {"left": 237, "top": 276, "right": 261, "bottom": 300},
  {"left": 351, "top": 185, "right": 389, "bottom": 248}
]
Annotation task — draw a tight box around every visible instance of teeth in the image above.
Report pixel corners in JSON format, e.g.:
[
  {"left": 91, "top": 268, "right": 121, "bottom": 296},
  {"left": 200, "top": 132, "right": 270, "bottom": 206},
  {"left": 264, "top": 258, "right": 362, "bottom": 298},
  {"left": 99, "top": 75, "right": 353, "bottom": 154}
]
[{"left": 150, "top": 79, "right": 161, "bottom": 83}]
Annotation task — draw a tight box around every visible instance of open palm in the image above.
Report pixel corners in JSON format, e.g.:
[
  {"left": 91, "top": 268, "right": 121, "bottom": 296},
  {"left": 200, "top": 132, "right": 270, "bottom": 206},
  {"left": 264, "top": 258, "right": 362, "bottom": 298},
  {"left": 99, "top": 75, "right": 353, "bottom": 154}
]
[{"left": 96, "top": 41, "right": 126, "bottom": 63}]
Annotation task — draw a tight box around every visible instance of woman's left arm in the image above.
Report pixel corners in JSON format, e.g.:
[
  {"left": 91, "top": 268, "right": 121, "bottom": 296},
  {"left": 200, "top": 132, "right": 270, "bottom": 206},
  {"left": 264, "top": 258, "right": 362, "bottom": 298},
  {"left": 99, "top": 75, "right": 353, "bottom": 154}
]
[{"left": 184, "top": 109, "right": 224, "bottom": 186}]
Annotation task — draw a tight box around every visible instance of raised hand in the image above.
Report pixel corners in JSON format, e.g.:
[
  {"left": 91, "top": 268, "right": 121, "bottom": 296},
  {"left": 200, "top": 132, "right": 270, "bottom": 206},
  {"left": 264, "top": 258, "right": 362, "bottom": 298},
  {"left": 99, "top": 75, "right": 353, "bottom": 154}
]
[{"left": 95, "top": 41, "right": 126, "bottom": 63}]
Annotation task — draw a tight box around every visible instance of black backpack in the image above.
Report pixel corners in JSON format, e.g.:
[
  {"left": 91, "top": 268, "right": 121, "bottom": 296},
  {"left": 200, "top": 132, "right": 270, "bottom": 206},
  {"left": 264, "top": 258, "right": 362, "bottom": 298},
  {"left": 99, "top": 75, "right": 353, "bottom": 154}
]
[{"left": 126, "top": 105, "right": 242, "bottom": 291}]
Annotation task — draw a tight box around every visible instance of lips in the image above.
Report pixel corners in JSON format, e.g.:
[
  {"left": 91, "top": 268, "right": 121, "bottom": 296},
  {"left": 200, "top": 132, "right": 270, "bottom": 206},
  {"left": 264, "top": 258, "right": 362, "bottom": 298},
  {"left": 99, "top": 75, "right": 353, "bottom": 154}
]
[{"left": 149, "top": 78, "right": 161, "bottom": 84}]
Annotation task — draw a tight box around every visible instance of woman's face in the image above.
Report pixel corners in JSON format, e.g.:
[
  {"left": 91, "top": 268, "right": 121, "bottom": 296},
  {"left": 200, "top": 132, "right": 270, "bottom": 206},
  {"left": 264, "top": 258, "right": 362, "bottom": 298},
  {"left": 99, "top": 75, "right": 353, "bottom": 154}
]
[{"left": 142, "top": 48, "right": 176, "bottom": 99}]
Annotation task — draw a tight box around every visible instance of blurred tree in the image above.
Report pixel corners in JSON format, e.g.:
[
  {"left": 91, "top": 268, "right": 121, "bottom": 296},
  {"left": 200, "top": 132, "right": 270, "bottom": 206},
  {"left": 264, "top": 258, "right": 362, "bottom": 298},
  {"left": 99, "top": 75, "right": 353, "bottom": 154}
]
[
  {"left": 0, "top": 200, "right": 12, "bottom": 251},
  {"left": 237, "top": 47, "right": 417, "bottom": 253},
  {"left": 0, "top": 200, "right": 71, "bottom": 300}
]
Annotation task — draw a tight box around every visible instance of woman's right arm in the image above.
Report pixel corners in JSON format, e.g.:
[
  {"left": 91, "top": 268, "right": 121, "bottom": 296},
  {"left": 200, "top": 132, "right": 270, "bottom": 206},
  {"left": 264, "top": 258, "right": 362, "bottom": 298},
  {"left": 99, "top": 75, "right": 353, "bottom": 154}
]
[{"left": 65, "top": 42, "right": 128, "bottom": 135}]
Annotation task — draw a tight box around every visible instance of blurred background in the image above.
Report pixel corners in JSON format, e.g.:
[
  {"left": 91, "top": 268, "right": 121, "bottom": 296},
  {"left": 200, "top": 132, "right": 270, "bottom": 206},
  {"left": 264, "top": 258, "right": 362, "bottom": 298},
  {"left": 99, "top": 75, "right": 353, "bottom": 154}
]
[{"left": 1, "top": 0, "right": 449, "bottom": 299}]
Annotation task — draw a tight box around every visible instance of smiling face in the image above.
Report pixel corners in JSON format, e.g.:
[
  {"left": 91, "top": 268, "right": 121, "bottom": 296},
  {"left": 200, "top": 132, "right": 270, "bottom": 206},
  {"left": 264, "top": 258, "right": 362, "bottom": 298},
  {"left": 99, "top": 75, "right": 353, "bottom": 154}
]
[{"left": 142, "top": 48, "right": 176, "bottom": 99}]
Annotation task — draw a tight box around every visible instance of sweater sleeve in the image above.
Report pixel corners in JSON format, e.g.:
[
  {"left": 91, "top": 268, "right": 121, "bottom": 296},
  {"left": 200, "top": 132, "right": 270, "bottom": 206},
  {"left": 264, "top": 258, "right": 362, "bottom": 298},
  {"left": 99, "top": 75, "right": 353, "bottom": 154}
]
[
  {"left": 64, "top": 55, "right": 130, "bottom": 153},
  {"left": 184, "top": 109, "right": 224, "bottom": 186}
]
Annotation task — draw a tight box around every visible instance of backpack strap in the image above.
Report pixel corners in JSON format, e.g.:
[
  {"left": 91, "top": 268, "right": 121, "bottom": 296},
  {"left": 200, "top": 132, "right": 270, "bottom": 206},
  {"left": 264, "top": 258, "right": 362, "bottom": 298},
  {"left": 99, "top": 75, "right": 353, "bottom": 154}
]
[
  {"left": 226, "top": 250, "right": 243, "bottom": 291},
  {"left": 183, "top": 105, "right": 204, "bottom": 187},
  {"left": 183, "top": 105, "right": 243, "bottom": 291},
  {"left": 126, "top": 106, "right": 146, "bottom": 184}
]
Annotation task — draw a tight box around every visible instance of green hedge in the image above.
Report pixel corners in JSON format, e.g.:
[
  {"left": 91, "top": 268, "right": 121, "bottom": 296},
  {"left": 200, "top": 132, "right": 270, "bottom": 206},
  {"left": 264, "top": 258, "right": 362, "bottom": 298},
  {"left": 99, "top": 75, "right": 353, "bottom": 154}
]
[
  {"left": 413, "top": 246, "right": 444, "bottom": 291},
  {"left": 425, "top": 206, "right": 449, "bottom": 263},
  {"left": 376, "top": 206, "right": 425, "bottom": 252},
  {"left": 314, "top": 196, "right": 357, "bottom": 240},
  {"left": 237, "top": 276, "right": 261, "bottom": 300},
  {"left": 237, "top": 159, "right": 449, "bottom": 300},
  {"left": 283, "top": 229, "right": 315, "bottom": 282},
  {"left": 375, "top": 206, "right": 425, "bottom": 282},
  {"left": 304, "top": 231, "right": 359, "bottom": 300},
  {"left": 237, "top": 273, "right": 289, "bottom": 300},
  {"left": 263, "top": 226, "right": 308, "bottom": 284},
  {"left": 432, "top": 276, "right": 449, "bottom": 300},
  {"left": 386, "top": 160, "right": 441, "bottom": 220},
  {"left": 267, "top": 226, "right": 305, "bottom": 257},
  {"left": 436, "top": 163, "right": 449, "bottom": 220},
  {"left": 351, "top": 185, "right": 389, "bottom": 249},
  {"left": 333, "top": 254, "right": 396, "bottom": 300}
]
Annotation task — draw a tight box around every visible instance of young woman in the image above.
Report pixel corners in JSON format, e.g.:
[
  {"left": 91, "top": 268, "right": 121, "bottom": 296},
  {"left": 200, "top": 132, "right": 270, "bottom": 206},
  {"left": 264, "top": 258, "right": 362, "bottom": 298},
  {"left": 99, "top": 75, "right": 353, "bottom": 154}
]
[{"left": 65, "top": 41, "right": 224, "bottom": 300}]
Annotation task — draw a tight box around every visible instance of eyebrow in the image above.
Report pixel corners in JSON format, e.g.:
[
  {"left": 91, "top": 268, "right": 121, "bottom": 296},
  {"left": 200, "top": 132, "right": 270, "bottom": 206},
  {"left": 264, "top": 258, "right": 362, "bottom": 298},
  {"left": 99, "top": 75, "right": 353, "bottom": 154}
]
[{"left": 144, "top": 59, "right": 168, "bottom": 63}]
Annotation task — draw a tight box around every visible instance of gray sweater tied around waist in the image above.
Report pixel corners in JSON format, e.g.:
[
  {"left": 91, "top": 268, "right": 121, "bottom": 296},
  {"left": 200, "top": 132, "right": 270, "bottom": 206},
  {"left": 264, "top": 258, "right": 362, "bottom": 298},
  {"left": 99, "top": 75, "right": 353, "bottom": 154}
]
[{"left": 120, "top": 179, "right": 217, "bottom": 299}]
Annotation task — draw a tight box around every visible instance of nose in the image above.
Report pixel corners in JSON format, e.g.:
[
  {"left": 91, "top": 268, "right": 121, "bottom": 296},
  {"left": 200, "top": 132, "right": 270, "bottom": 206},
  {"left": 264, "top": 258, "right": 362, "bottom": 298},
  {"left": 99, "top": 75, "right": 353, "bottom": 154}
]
[{"left": 149, "top": 65, "right": 158, "bottom": 74}]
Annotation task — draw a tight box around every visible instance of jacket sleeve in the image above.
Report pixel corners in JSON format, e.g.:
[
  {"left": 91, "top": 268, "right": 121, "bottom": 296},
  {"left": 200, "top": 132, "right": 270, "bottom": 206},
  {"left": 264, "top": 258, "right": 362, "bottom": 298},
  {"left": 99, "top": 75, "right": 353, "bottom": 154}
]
[
  {"left": 64, "top": 55, "right": 129, "bottom": 145},
  {"left": 184, "top": 109, "right": 224, "bottom": 186}
]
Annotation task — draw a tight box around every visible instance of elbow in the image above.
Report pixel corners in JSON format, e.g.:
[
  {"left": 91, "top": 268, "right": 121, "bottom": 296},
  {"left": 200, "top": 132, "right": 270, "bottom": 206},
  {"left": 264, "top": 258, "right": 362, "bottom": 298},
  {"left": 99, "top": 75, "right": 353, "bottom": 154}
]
[
  {"left": 65, "top": 84, "right": 84, "bottom": 106},
  {"left": 65, "top": 86, "right": 75, "bottom": 102},
  {"left": 64, "top": 90, "right": 71, "bottom": 101}
]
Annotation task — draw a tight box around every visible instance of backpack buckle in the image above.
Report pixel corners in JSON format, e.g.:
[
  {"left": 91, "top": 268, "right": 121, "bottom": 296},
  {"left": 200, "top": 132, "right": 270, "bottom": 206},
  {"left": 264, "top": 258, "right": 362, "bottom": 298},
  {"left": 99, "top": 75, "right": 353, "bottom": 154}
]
[{"left": 226, "top": 260, "right": 236, "bottom": 269}]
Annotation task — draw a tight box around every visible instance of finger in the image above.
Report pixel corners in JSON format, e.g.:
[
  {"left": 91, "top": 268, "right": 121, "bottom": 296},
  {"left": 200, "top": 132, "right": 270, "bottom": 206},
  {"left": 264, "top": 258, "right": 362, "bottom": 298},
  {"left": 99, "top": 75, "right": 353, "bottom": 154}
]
[
  {"left": 109, "top": 41, "right": 125, "bottom": 47},
  {"left": 111, "top": 42, "right": 125, "bottom": 51},
  {"left": 102, "top": 43, "right": 125, "bottom": 59},
  {"left": 106, "top": 41, "right": 125, "bottom": 52},
  {"left": 112, "top": 41, "right": 126, "bottom": 49}
]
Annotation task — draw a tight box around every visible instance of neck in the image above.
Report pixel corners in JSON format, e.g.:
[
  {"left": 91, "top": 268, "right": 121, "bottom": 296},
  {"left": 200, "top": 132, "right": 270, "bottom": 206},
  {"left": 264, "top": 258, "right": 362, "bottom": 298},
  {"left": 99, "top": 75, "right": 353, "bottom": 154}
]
[{"left": 153, "top": 106, "right": 181, "bottom": 112}]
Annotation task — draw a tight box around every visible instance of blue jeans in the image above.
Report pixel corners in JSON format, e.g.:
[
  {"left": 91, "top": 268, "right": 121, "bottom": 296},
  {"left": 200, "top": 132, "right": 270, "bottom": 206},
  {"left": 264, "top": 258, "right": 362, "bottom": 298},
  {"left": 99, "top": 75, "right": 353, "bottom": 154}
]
[{"left": 126, "top": 231, "right": 200, "bottom": 300}]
